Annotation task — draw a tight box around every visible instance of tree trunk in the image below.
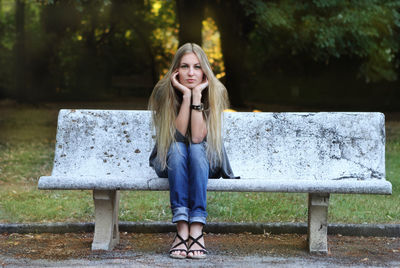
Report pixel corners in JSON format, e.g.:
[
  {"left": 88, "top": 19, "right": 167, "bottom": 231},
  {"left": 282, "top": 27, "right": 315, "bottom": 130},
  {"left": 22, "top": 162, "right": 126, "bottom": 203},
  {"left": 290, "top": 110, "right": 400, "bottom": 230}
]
[
  {"left": 207, "top": 0, "right": 248, "bottom": 107},
  {"left": 76, "top": 0, "right": 104, "bottom": 99},
  {"left": 15, "top": 0, "right": 27, "bottom": 101},
  {"left": 110, "top": 0, "right": 158, "bottom": 93},
  {"left": 176, "top": 0, "right": 204, "bottom": 46}
]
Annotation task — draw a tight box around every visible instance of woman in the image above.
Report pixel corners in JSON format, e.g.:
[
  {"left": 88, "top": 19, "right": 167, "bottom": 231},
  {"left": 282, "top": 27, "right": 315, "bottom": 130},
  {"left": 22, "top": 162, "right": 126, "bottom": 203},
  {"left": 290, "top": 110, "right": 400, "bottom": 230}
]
[{"left": 148, "top": 43, "right": 236, "bottom": 259}]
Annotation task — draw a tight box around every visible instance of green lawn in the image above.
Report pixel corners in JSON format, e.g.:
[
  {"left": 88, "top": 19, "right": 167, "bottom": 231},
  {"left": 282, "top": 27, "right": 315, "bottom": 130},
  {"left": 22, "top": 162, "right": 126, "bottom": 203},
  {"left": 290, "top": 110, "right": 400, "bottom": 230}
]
[{"left": 0, "top": 102, "right": 399, "bottom": 224}]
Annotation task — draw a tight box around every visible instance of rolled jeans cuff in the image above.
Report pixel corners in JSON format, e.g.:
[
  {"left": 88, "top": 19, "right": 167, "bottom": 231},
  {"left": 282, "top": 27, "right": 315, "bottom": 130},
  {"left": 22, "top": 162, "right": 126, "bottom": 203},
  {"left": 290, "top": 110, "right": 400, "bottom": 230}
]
[
  {"left": 172, "top": 207, "right": 189, "bottom": 223},
  {"left": 189, "top": 216, "right": 206, "bottom": 225}
]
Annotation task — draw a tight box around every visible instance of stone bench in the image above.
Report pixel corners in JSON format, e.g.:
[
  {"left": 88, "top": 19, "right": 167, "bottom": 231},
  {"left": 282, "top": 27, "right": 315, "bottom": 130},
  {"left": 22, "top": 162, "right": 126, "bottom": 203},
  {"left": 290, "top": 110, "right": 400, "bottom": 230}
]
[{"left": 38, "top": 109, "right": 392, "bottom": 253}]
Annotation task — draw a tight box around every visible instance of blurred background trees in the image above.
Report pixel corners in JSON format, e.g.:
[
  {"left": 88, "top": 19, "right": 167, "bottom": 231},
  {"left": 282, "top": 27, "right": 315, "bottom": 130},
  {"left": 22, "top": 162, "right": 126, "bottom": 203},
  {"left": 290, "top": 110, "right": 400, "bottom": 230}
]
[{"left": 1, "top": 0, "right": 400, "bottom": 110}]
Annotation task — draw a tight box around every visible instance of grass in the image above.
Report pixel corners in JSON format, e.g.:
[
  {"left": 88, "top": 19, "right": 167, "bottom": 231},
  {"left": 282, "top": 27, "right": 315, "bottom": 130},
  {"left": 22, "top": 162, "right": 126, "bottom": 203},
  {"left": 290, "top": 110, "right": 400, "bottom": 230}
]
[{"left": 0, "top": 101, "right": 399, "bottom": 224}]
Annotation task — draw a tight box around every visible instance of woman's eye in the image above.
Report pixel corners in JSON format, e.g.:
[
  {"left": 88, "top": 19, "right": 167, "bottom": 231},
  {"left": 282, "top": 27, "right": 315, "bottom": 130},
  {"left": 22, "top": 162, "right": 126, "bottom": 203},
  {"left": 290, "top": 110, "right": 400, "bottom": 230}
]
[
  {"left": 195, "top": 65, "right": 201, "bottom": 69},
  {"left": 180, "top": 65, "right": 188, "bottom": 68}
]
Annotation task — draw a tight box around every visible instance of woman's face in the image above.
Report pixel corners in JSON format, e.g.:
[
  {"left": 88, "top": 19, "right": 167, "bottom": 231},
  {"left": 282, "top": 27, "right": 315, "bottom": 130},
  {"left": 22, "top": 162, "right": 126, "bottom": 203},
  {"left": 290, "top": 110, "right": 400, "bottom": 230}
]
[{"left": 177, "top": 52, "right": 204, "bottom": 89}]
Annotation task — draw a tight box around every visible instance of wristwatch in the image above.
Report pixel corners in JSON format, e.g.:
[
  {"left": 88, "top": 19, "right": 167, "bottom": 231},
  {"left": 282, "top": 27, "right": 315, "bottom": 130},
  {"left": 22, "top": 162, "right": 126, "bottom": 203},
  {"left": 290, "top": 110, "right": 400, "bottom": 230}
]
[{"left": 191, "top": 103, "right": 204, "bottom": 111}]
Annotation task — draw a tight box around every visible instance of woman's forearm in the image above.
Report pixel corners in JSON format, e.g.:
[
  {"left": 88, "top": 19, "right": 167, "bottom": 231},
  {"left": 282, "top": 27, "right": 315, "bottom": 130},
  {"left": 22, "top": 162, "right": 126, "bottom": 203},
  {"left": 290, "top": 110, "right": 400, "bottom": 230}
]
[
  {"left": 175, "top": 94, "right": 191, "bottom": 136},
  {"left": 191, "top": 92, "right": 207, "bottom": 143}
]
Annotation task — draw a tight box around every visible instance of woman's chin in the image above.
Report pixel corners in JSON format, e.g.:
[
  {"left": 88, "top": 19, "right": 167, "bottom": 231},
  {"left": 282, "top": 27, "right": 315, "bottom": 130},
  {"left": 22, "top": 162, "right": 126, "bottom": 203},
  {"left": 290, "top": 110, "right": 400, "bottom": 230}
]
[
  {"left": 186, "top": 83, "right": 200, "bottom": 90},
  {"left": 183, "top": 84, "right": 194, "bottom": 89}
]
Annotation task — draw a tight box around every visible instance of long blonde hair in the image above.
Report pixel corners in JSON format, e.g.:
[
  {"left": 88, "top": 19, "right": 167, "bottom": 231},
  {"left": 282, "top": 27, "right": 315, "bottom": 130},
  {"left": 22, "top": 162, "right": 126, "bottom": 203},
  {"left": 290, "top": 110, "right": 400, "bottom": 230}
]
[{"left": 148, "top": 43, "right": 229, "bottom": 169}]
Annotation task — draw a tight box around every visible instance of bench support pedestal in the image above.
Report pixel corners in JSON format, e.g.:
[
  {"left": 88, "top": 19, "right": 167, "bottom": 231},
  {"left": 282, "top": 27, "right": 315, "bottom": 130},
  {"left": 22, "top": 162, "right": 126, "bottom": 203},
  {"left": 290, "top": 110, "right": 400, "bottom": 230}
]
[
  {"left": 308, "top": 193, "right": 330, "bottom": 254},
  {"left": 92, "top": 190, "right": 120, "bottom": 250}
]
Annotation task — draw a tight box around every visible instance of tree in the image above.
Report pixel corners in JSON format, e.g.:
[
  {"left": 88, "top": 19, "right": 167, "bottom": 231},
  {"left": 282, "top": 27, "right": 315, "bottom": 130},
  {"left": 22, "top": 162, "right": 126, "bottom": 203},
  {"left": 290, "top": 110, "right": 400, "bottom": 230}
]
[
  {"left": 36, "top": 0, "right": 81, "bottom": 100},
  {"left": 15, "top": 0, "right": 26, "bottom": 101},
  {"left": 174, "top": 0, "right": 249, "bottom": 107},
  {"left": 203, "top": 0, "right": 400, "bottom": 107},
  {"left": 206, "top": 0, "right": 252, "bottom": 107},
  {"left": 240, "top": 0, "right": 400, "bottom": 83},
  {"left": 176, "top": 0, "right": 204, "bottom": 46},
  {"left": 175, "top": 0, "right": 250, "bottom": 107},
  {"left": 0, "top": 0, "right": 15, "bottom": 99},
  {"left": 110, "top": 0, "right": 159, "bottom": 86}
]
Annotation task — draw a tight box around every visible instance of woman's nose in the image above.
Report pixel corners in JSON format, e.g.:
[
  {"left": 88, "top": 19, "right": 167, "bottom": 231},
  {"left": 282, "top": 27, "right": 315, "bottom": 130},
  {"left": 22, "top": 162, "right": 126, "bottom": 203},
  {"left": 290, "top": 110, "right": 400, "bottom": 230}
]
[{"left": 188, "top": 67, "right": 194, "bottom": 75}]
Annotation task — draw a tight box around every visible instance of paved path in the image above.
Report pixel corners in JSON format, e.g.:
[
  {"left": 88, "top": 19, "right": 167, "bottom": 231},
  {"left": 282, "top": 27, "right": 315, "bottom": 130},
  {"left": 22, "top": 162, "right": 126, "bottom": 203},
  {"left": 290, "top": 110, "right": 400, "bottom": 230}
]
[{"left": 4, "top": 254, "right": 399, "bottom": 267}]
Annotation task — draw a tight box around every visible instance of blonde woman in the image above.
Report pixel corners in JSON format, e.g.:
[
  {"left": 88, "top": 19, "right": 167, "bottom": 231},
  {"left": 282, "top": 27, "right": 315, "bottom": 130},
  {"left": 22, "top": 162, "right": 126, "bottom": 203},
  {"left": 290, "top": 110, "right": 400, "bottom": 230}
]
[{"left": 149, "top": 43, "right": 237, "bottom": 259}]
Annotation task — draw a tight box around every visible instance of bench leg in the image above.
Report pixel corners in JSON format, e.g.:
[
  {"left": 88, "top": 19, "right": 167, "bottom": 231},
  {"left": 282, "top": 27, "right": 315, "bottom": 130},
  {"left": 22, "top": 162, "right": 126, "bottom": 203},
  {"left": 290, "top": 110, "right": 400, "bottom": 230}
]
[
  {"left": 92, "top": 190, "right": 120, "bottom": 250},
  {"left": 307, "top": 193, "right": 330, "bottom": 254}
]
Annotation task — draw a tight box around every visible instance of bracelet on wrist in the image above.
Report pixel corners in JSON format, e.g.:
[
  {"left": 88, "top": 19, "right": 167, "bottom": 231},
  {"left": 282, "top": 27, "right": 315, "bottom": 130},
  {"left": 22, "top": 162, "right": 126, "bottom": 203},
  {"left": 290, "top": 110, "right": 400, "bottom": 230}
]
[{"left": 191, "top": 103, "right": 204, "bottom": 111}]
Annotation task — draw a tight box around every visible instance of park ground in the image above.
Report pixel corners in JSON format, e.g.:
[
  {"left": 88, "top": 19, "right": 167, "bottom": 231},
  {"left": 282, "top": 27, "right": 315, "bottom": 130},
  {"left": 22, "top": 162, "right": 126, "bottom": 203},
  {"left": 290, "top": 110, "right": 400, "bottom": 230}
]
[{"left": 0, "top": 232, "right": 400, "bottom": 267}]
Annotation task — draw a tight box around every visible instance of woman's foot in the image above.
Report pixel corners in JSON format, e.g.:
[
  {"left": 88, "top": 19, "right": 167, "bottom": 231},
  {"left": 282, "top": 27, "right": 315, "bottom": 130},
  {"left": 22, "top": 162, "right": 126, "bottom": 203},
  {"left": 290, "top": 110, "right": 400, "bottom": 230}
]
[
  {"left": 187, "top": 222, "right": 207, "bottom": 259},
  {"left": 169, "top": 221, "right": 189, "bottom": 259}
]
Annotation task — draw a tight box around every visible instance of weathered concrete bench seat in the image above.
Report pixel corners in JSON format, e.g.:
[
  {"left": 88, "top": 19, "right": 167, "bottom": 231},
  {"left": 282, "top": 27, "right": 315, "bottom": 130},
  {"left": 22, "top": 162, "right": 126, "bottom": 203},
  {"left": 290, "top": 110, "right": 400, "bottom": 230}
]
[{"left": 38, "top": 110, "right": 392, "bottom": 253}]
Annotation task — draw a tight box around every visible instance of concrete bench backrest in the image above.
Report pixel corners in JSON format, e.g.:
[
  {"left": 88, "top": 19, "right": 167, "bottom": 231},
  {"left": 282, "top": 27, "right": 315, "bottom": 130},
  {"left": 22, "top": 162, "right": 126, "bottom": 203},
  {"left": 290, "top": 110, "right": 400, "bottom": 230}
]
[{"left": 52, "top": 110, "right": 385, "bottom": 181}]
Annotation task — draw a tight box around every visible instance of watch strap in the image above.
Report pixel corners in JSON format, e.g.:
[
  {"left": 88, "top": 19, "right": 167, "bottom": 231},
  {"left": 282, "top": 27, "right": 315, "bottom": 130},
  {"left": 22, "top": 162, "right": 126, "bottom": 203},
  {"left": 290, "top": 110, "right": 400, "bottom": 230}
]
[{"left": 191, "top": 103, "right": 204, "bottom": 111}]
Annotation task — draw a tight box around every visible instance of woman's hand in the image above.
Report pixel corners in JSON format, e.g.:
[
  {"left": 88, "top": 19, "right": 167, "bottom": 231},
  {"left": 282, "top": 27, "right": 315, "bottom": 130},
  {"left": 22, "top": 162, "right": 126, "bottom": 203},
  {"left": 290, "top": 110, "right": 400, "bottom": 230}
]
[
  {"left": 192, "top": 77, "right": 209, "bottom": 95},
  {"left": 171, "top": 71, "right": 191, "bottom": 96}
]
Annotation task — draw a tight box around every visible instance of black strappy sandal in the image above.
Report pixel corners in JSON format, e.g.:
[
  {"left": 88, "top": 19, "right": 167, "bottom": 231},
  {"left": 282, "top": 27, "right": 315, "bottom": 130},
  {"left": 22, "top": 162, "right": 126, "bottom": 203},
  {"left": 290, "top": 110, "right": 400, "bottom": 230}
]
[
  {"left": 187, "top": 233, "right": 207, "bottom": 259},
  {"left": 169, "top": 233, "right": 188, "bottom": 259}
]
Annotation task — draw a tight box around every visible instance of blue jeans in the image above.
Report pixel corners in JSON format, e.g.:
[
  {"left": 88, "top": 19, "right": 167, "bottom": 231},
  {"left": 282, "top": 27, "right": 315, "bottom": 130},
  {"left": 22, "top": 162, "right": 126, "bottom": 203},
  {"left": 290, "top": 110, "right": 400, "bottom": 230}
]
[{"left": 154, "top": 142, "right": 209, "bottom": 225}]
